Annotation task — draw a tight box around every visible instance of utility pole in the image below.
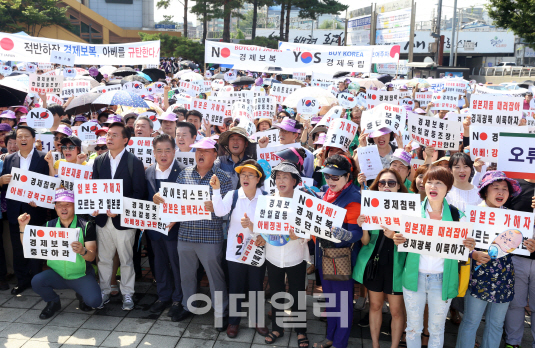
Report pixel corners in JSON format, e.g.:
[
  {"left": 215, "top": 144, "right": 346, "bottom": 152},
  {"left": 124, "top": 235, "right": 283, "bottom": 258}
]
[
  {"left": 343, "top": 9, "right": 348, "bottom": 46},
  {"left": 449, "top": 0, "right": 457, "bottom": 66},
  {"left": 370, "top": 3, "right": 376, "bottom": 45},
  {"left": 408, "top": 0, "right": 416, "bottom": 62},
  {"left": 434, "top": 0, "right": 442, "bottom": 64},
  {"left": 454, "top": 10, "right": 463, "bottom": 66}
]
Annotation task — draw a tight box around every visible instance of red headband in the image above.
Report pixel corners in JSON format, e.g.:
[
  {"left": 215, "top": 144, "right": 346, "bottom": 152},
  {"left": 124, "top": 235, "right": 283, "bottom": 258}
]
[{"left": 341, "top": 154, "right": 354, "bottom": 173}]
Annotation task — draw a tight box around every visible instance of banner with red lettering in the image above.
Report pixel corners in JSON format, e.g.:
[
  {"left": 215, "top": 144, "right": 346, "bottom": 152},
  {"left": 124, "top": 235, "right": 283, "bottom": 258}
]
[
  {"left": 57, "top": 161, "right": 93, "bottom": 192},
  {"left": 470, "top": 95, "right": 523, "bottom": 126},
  {"left": 6, "top": 168, "right": 60, "bottom": 209},
  {"left": 253, "top": 196, "right": 294, "bottom": 235},
  {"left": 158, "top": 183, "right": 211, "bottom": 222},
  {"left": 190, "top": 98, "right": 227, "bottom": 126},
  {"left": 408, "top": 114, "right": 460, "bottom": 150},
  {"left": 74, "top": 180, "right": 123, "bottom": 214},
  {"left": 122, "top": 197, "right": 168, "bottom": 235},
  {"left": 361, "top": 191, "right": 421, "bottom": 231},
  {"left": 23, "top": 225, "right": 79, "bottom": 262}
]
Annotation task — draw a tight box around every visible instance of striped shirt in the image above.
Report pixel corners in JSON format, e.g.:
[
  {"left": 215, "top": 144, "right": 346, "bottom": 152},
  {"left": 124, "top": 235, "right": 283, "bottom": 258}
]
[{"left": 176, "top": 165, "right": 232, "bottom": 243}]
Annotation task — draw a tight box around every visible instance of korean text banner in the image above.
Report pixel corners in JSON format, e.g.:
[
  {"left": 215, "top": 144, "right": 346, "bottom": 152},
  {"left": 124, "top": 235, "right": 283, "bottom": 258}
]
[
  {"left": 74, "top": 180, "right": 123, "bottom": 214},
  {"left": 466, "top": 205, "right": 533, "bottom": 256},
  {"left": 360, "top": 191, "right": 421, "bottom": 231},
  {"left": 158, "top": 183, "right": 211, "bottom": 222},
  {"left": 206, "top": 41, "right": 373, "bottom": 73},
  {"left": 470, "top": 125, "right": 528, "bottom": 162},
  {"left": 253, "top": 196, "right": 295, "bottom": 236},
  {"left": 122, "top": 197, "right": 168, "bottom": 235},
  {"left": 397, "top": 215, "right": 473, "bottom": 261},
  {"left": 6, "top": 168, "right": 60, "bottom": 209},
  {"left": 58, "top": 161, "right": 93, "bottom": 192},
  {"left": 23, "top": 225, "right": 78, "bottom": 262},
  {"left": 408, "top": 115, "right": 460, "bottom": 150},
  {"left": 0, "top": 32, "right": 160, "bottom": 65},
  {"left": 497, "top": 132, "right": 535, "bottom": 180},
  {"left": 470, "top": 95, "right": 523, "bottom": 126}
]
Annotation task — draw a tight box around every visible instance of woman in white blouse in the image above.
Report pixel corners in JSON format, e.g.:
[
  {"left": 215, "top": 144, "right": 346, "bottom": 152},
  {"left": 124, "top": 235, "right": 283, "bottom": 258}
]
[
  {"left": 446, "top": 152, "right": 483, "bottom": 212},
  {"left": 256, "top": 161, "right": 310, "bottom": 348},
  {"left": 211, "top": 159, "right": 270, "bottom": 339}
]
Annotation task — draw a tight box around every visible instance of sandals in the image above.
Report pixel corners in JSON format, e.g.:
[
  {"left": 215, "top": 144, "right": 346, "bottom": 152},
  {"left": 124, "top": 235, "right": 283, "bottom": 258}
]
[
  {"left": 297, "top": 333, "right": 309, "bottom": 348},
  {"left": 421, "top": 332, "right": 430, "bottom": 348},
  {"left": 399, "top": 332, "right": 407, "bottom": 348},
  {"left": 313, "top": 338, "right": 333, "bottom": 348},
  {"left": 265, "top": 331, "right": 284, "bottom": 344}
]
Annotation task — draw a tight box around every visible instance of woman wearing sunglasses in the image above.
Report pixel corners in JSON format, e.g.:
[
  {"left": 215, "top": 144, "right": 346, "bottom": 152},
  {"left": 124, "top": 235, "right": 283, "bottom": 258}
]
[
  {"left": 393, "top": 166, "right": 476, "bottom": 348},
  {"left": 44, "top": 136, "right": 88, "bottom": 176},
  {"left": 314, "top": 155, "right": 362, "bottom": 348},
  {"left": 353, "top": 168, "right": 408, "bottom": 348}
]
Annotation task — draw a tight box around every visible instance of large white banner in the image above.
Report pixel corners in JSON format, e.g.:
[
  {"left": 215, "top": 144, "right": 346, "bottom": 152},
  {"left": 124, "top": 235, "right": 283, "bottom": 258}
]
[
  {"left": 470, "top": 95, "right": 523, "bottom": 126},
  {"left": 23, "top": 225, "right": 78, "bottom": 262},
  {"left": 497, "top": 132, "right": 535, "bottom": 180},
  {"left": 0, "top": 32, "right": 160, "bottom": 64},
  {"left": 206, "top": 41, "right": 373, "bottom": 73},
  {"left": 158, "top": 183, "right": 211, "bottom": 222},
  {"left": 6, "top": 168, "right": 60, "bottom": 209},
  {"left": 361, "top": 191, "right": 421, "bottom": 231},
  {"left": 74, "top": 180, "right": 123, "bottom": 214}
]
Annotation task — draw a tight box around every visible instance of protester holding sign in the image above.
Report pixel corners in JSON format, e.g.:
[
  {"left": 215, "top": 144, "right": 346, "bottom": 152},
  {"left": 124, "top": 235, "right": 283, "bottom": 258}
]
[
  {"left": 315, "top": 155, "right": 362, "bottom": 348},
  {"left": 255, "top": 161, "right": 310, "bottom": 347},
  {"left": 18, "top": 188, "right": 101, "bottom": 319},
  {"left": 393, "top": 166, "right": 476, "bottom": 348},
  {"left": 355, "top": 128, "right": 402, "bottom": 171},
  {"left": 445, "top": 153, "right": 483, "bottom": 213},
  {"left": 354, "top": 168, "right": 408, "bottom": 348},
  {"left": 45, "top": 136, "right": 87, "bottom": 176},
  {"left": 210, "top": 159, "right": 269, "bottom": 339}
]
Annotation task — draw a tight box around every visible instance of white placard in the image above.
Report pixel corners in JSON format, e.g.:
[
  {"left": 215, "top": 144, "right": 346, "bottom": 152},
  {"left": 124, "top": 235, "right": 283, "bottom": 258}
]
[
  {"left": 357, "top": 145, "right": 383, "bottom": 181},
  {"left": 296, "top": 97, "right": 319, "bottom": 115},
  {"left": 338, "top": 92, "right": 358, "bottom": 109},
  {"left": 235, "top": 236, "right": 266, "bottom": 266},
  {"left": 324, "top": 118, "right": 358, "bottom": 152},
  {"left": 366, "top": 90, "right": 400, "bottom": 109},
  {"left": 63, "top": 67, "right": 77, "bottom": 78},
  {"left": 444, "top": 80, "right": 468, "bottom": 94},
  {"left": 293, "top": 72, "right": 306, "bottom": 81},
  {"left": 497, "top": 132, "right": 535, "bottom": 180},
  {"left": 251, "top": 129, "right": 280, "bottom": 147},
  {"left": 74, "top": 179, "right": 123, "bottom": 214},
  {"left": 90, "top": 85, "right": 122, "bottom": 94},
  {"left": 408, "top": 114, "right": 461, "bottom": 150},
  {"left": 26, "top": 108, "right": 54, "bottom": 130},
  {"left": 361, "top": 191, "right": 421, "bottom": 231},
  {"left": 253, "top": 96, "right": 276, "bottom": 119},
  {"left": 123, "top": 81, "right": 147, "bottom": 95},
  {"left": 6, "top": 168, "right": 61, "bottom": 209},
  {"left": 470, "top": 95, "right": 523, "bottom": 126},
  {"left": 232, "top": 102, "right": 254, "bottom": 121},
  {"left": 175, "top": 152, "right": 196, "bottom": 167},
  {"left": 61, "top": 80, "right": 91, "bottom": 98},
  {"left": 77, "top": 121, "right": 101, "bottom": 142},
  {"left": 270, "top": 84, "right": 301, "bottom": 104},
  {"left": 29, "top": 73, "right": 63, "bottom": 94},
  {"left": 362, "top": 103, "right": 405, "bottom": 134},
  {"left": 469, "top": 125, "right": 528, "bottom": 162},
  {"left": 23, "top": 225, "right": 78, "bottom": 262},
  {"left": 46, "top": 94, "right": 64, "bottom": 106},
  {"left": 122, "top": 197, "right": 168, "bottom": 235},
  {"left": 430, "top": 92, "right": 459, "bottom": 111},
  {"left": 254, "top": 196, "right": 296, "bottom": 235},
  {"left": 312, "top": 106, "right": 343, "bottom": 130},
  {"left": 50, "top": 50, "right": 76, "bottom": 66},
  {"left": 397, "top": 215, "right": 473, "bottom": 261},
  {"left": 57, "top": 161, "right": 93, "bottom": 192},
  {"left": 414, "top": 92, "right": 433, "bottom": 107},
  {"left": 127, "top": 137, "right": 154, "bottom": 167},
  {"left": 158, "top": 183, "right": 211, "bottom": 222}
]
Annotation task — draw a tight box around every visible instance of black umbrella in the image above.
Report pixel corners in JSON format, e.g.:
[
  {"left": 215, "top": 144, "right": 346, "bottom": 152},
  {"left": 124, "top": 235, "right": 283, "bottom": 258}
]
[
  {"left": 114, "top": 67, "right": 137, "bottom": 77},
  {"left": 377, "top": 74, "right": 394, "bottom": 84},
  {"left": 9, "top": 71, "right": 29, "bottom": 76},
  {"left": 333, "top": 71, "right": 349, "bottom": 78},
  {"left": 142, "top": 68, "right": 166, "bottom": 82},
  {"left": 180, "top": 61, "right": 197, "bottom": 70},
  {"left": 65, "top": 92, "right": 107, "bottom": 115},
  {"left": 120, "top": 75, "right": 149, "bottom": 85},
  {"left": 0, "top": 79, "right": 27, "bottom": 107},
  {"left": 232, "top": 76, "right": 255, "bottom": 86},
  {"left": 106, "top": 80, "right": 123, "bottom": 86},
  {"left": 212, "top": 73, "right": 224, "bottom": 80}
]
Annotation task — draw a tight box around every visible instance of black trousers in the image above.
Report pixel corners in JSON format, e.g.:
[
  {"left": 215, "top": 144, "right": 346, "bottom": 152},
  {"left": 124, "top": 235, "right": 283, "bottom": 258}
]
[
  {"left": 9, "top": 223, "right": 42, "bottom": 286},
  {"left": 227, "top": 260, "right": 267, "bottom": 325},
  {"left": 266, "top": 260, "right": 308, "bottom": 334}
]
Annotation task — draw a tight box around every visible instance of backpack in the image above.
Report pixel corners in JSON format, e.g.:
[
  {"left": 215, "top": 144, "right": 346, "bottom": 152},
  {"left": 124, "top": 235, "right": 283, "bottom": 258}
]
[{"left": 96, "top": 150, "right": 134, "bottom": 178}]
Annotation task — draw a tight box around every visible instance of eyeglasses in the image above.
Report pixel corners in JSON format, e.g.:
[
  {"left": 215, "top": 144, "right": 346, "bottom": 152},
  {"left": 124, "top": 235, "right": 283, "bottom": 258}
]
[
  {"left": 53, "top": 136, "right": 66, "bottom": 141},
  {"left": 95, "top": 145, "right": 107, "bottom": 151},
  {"left": 378, "top": 180, "right": 398, "bottom": 188},
  {"left": 324, "top": 174, "right": 341, "bottom": 181},
  {"left": 61, "top": 145, "right": 77, "bottom": 151},
  {"left": 106, "top": 133, "right": 120, "bottom": 139},
  {"left": 240, "top": 173, "right": 258, "bottom": 179},
  {"left": 276, "top": 115, "right": 285, "bottom": 120}
]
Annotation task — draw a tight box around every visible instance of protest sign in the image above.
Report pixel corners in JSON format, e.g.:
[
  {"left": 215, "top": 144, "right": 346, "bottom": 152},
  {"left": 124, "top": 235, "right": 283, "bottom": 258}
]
[
  {"left": 270, "top": 84, "right": 301, "bottom": 104},
  {"left": 397, "top": 215, "right": 473, "bottom": 261},
  {"left": 324, "top": 118, "right": 358, "bottom": 152},
  {"left": 38, "top": 63, "right": 53, "bottom": 72},
  {"left": 470, "top": 125, "right": 528, "bottom": 162},
  {"left": 293, "top": 72, "right": 306, "bottom": 81},
  {"left": 257, "top": 143, "right": 301, "bottom": 168},
  {"left": 211, "top": 79, "right": 224, "bottom": 90},
  {"left": 231, "top": 102, "right": 254, "bottom": 121},
  {"left": 57, "top": 161, "right": 93, "bottom": 192},
  {"left": 361, "top": 191, "right": 421, "bottom": 231},
  {"left": 158, "top": 183, "right": 211, "bottom": 222},
  {"left": 311, "top": 80, "right": 332, "bottom": 89},
  {"left": 444, "top": 80, "right": 468, "bottom": 94},
  {"left": 26, "top": 108, "right": 54, "bottom": 130},
  {"left": 410, "top": 158, "right": 425, "bottom": 172},
  {"left": 313, "top": 106, "right": 344, "bottom": 129},
  {"left": 74, "top": 180, "right": 123, "bottom": 214},
  {"left": 175, "top": 152, "right": 196, "bottom": 167},
  {"left": 178, "top": 81, "right": 200, "bottom": 97},
  {"left": 251, "top": 129, "right": 280, "bottom": 147},
  {"left": 254, "top": 196, "right": 295, "bottom": 235},
  {"left": 496, "top": 132, "right": 535, "bottom": 179},
  {"left": 430, "top": 92, "right": 459, "bottom": 111},
  {"left": 224, "top": 70, "right": 237, "bottom": 83},
  {"left": 362, "top": 103, "right": 405, "bottom": 134},
  {"left": 148, "top": 81, "right": 166, "bottom": 95},
  {"left": 127, "top": 137, "right": 154, "bottom": 167},
  {"left": 50, "top": 50, "right": 75, "bottom": 66},
  {"left": 296, "top": 98, "right": 319, "bottom": 115},
  {"left": 466, "top": 205, "right": 533, "bottom": 256},
  {"left": 122, "top": 197, "right": 168, "bottom": 235},
  {"left": 289, "top": 191, "right": 346, "bottom": 242},
  {"left": 338, "top": 92, "right": 358, "bottom": 109},
  {"left": 63, "top": 67, "right": 78, "bottom": 78},
  {"left": 236, "top": 236, "right": 266, "bottom": 266},
  {"left": 357, "top": 145, "right": 383, "bottom": 181},
  {"left": 408, "top": 114, "right": 460, "bottom": 150},
  {"left": 6, "top": 168, "right": 60, "bottom": 209},
  {"left": 253, "top": 96, "right": 275, "bottom": 119},
  {"left": 236, "top": 117, "right": 256, "bottom": 136},
  {"left": 29, "top": 74, "right": 63, "bottom": 94},
  {"left": 46, "top": 94, "right": 64, "bottom": 106},
  {"left": 366, "top": 90, "right": 399, "bottom": 109},
  {"left": 77, "top": 121, "right": 101, "bottom": 142},
  {"left": 414, "top": 92, "right": 433, "bottom": 107},
  {"left": 190, "top": 98, "right": 226, "bottom": 126},
  {"left": 470, "top": 95, "right": 523, "bottom": 126},
  {"left": 172, "top": 94, "right": 192, "bottom": 110},
  {"left": 23, "top": 225, "right": 78, "bottom": 262},
  {"left": 123, "top": 81, "right": 147, "bottom": 95},
  {"left": 25, "top": 63, "right": 37, "bottom": 73},
  {"left": 264, "top": 177, "right": 314, "bottom": 195},
  {"left": 90, "top": 84, "right": 122, "bottom": 94},
  {"left": 61, "top": 80, "right": 91, "bottom": 97}
]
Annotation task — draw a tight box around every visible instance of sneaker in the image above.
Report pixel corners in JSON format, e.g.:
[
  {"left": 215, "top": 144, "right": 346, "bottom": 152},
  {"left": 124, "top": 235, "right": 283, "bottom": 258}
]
[
  {"left": 97, "top": 293, "right": 110, "bottom": 309},
  {"left": 150, "top": 300, "right": 171, "bottom": 313},
  {"left": 504, "top": 345, "right": 521, "bottom": 348},
  {"left": 122, "top": 294, "right": 134, "bottom": 311},
  {"left": 357, "top": 313, "right": 369, "bottom": 327},
  {"left": 168, "top": 302, "right": 182, "bottom": 317}
]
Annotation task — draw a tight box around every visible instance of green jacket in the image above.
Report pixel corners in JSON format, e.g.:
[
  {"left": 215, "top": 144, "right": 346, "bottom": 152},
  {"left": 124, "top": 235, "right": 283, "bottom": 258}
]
[
  {"left": 401, "top": 197, "right": 462, "bottom": 301},
  {"left": 46, "top": 215, "right": 87, "bottom": 280},
  {"left": 352, "top": 229, "right": 407, "bottom": 292}
]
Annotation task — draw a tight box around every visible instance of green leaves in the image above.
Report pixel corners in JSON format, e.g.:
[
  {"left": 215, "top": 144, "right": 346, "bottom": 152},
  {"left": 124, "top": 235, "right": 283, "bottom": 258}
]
[
  {"left": 138, "top": 33, "right": 205, "bottom": 64},
  {"left": 0, "top": 0, "right": 71, "bottom": 36},
  {"left": 487, "top": 0, "right": 535, "bottom": 48}
]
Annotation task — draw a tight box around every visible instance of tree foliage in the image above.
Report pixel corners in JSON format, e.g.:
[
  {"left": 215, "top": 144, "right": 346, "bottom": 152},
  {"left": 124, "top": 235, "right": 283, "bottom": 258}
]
[
  {"left": 318, "top": 19, "right": 343, "bottom": 29},
  {"left": 191, "top": 0, "right": 222, "bottom": 43},
  {"left": 0, "top": 0, "right": 71, "bottom": 36},
  {"left": 487, "top": 0, "right": 535, "bottom": 48},
  {"left": 156, "top": 15, "right": 179, "bottom": 26},
  {"left": 139, "top": 32, "right": 205, "bottom": 64},
  {"left": 239, "top": 35, "right": 279, "bottom": 49},
  {"left": 157, "top": 0, "right": 189, "bottom": 37}
]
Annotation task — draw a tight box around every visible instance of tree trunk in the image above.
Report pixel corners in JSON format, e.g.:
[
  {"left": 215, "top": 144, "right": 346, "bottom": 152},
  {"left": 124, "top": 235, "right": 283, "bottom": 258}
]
[
  {"left": 202, "top": 7, "right": 208, "bottom": 43},
  {"left": 252, "top": 0, "right": 258, "bottom": 40},
  {"left": 183, "top": 0, "right": 188, "bottom": 38},
  {"left": 223, "top": 0, "right": 231, "bottom": 42},
  {"left": 285, "top": 0, "right": 290, "bottom": 42},
  {"left": 279, "top": 1, "right": 285, "bottom": 40}
]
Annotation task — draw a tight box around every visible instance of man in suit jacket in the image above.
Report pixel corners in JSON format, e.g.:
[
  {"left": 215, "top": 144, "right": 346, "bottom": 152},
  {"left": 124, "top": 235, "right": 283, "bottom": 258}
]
[
  {"left": 91, "top": 122, "right": 146, "bottom": 311},
  {"left": 0, "top": 126, "right": 49, "bottom": 294},
  {"left": 145, "top": 134, "right": 185, "bottom": 317}
]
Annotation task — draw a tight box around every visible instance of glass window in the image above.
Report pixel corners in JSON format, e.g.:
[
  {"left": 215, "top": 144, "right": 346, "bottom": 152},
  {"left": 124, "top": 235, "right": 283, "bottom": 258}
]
[{"left": 81, "top": 22, "right": 89, "bottom": 33}]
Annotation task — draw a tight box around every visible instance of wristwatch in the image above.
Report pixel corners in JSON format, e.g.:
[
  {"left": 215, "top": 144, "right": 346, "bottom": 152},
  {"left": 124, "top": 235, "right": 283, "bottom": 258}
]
[{"left": 82, "top": 248, "right": 88, "bottom": 256}]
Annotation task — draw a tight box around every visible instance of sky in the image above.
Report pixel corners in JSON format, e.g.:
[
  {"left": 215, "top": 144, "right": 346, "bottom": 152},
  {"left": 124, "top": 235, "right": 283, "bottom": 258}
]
[{"left": 154, "top": 0, "right": 489, "bottom": 28}]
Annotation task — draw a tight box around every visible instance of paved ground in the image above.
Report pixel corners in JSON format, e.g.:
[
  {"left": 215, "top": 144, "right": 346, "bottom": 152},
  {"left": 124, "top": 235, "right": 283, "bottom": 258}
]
[{"left": 0, "top": 262, "right": 532, "bottom": 348}]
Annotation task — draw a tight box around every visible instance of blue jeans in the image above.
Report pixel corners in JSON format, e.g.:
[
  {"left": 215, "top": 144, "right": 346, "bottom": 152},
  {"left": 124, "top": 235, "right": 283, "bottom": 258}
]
[
  {"left": 403, "top": 273, "right": 452, "bottom": 348},
  {"left": 456, "top": 290, "right": 510, "bottom": 348}
]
